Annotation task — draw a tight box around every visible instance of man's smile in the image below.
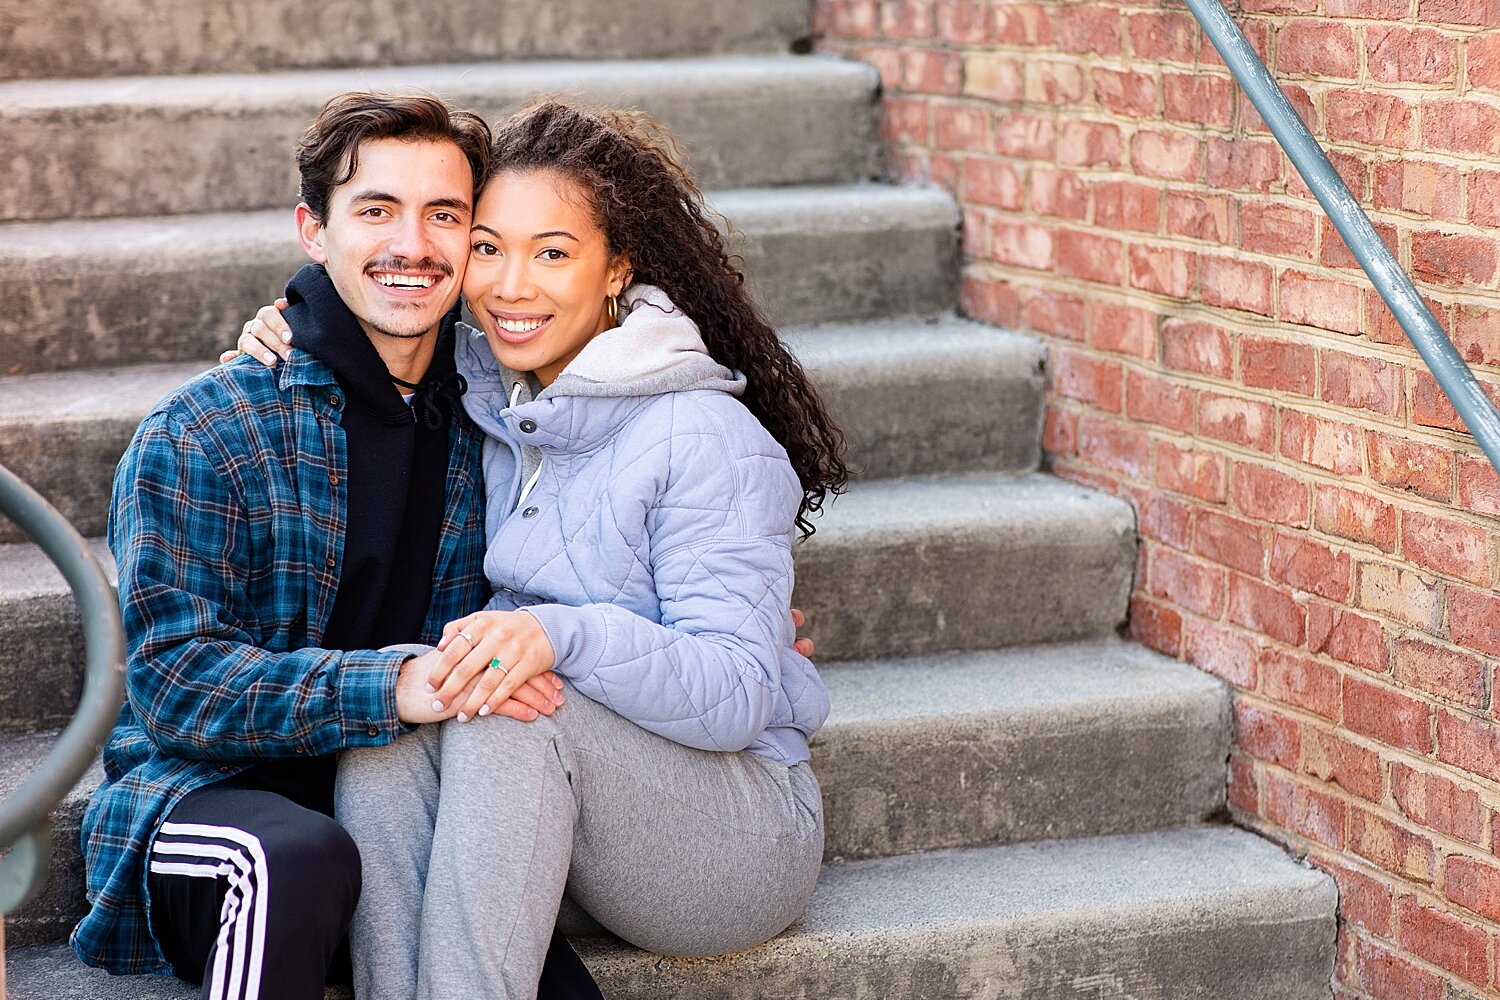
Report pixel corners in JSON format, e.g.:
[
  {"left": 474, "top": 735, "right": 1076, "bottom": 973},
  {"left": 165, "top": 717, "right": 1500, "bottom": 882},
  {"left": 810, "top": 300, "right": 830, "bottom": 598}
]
[{"left": 370, "top": 271, "right": 438, "bottom": 289}]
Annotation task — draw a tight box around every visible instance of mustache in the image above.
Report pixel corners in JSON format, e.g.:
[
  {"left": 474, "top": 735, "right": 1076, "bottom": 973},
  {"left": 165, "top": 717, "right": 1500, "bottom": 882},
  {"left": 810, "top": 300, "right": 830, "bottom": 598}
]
[{"left": 364, "top": 256, "right": 454, "bottom": 278}]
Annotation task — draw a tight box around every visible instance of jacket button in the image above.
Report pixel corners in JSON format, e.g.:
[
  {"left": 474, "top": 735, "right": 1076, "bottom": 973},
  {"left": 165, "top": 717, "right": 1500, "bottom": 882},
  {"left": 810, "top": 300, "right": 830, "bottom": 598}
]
[
  {"left": 523, "top": 506, "right": 538, "bottom": 518},
  {"left": 519, "top": 419, "right": 537, "bottom": 433}
]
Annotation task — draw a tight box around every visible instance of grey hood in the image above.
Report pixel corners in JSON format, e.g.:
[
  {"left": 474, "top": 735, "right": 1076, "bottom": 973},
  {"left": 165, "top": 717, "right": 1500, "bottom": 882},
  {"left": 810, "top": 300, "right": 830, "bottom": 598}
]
[{"left": 455, "top": 283, "right": 743, "bottom": 416}]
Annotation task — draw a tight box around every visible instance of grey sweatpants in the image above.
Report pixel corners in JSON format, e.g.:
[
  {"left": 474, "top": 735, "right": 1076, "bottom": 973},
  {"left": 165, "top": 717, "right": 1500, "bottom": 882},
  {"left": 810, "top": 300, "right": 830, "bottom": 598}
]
[{"left": 333, "top": 682, "right": 824, "bottom": 1000}]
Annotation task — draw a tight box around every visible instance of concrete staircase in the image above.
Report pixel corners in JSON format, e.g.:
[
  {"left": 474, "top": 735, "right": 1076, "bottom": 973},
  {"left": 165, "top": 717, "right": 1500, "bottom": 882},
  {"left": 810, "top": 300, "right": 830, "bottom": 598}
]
[{"left": 1, "top": 1, "right": 1337, "bottom": 996}]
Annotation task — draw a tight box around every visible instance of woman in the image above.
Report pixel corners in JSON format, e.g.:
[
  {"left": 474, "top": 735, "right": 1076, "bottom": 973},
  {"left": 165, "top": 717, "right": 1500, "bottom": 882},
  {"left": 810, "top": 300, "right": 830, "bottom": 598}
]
[{"left": 235, "top": 100, "right": 847, "bottom": 998}]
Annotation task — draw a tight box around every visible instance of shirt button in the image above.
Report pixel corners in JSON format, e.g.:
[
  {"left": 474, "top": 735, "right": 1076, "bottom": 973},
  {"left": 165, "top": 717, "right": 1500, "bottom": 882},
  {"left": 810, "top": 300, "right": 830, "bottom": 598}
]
[
  {"left": 326, "top": 556, "right": 336, "bottom": 568},
  {"left": 218, "top": 766, "right": 231, "bottom": 774},
  {"left": 294, "top": 745, "right": 305, "bottom": 754},
  {"left": 328, "top": 474, "right": 339, "bottom": 486},
  {"left": 519, "top": 419, "right": 537, "bottom": 433},
  {"left": 330, "top": 394, "right": 342, "bottom": 408},
  {"left": 523, "top": 506, "right": 538, "bottom": 518},
  {"left": 367, "top": 725, "right": 380, "bottom": 737}
]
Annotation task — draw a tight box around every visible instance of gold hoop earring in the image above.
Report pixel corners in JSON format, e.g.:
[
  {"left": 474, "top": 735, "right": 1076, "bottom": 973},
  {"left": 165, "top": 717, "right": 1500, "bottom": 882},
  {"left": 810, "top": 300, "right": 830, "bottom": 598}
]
[{"left": 606, "top": 294, "right": 619, "bottom": 327}]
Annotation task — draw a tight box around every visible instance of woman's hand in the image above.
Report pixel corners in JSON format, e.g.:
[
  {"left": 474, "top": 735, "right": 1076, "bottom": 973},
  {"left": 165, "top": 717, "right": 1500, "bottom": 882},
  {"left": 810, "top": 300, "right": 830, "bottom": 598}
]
[
  {"left": 218, "top": 297, "right": 294, "bottom": 366},
  {"left": 430, "top": 611, "right": 559, "bottom": 722},
  {"left": 791, "top": 607, "right": 813, "bottom": 658}
]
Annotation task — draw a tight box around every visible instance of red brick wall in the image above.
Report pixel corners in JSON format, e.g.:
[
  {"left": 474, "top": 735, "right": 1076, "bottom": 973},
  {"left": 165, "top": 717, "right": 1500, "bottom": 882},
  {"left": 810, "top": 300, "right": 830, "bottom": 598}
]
[{"left": 812, "top": 1, "right": 1500, "bottom": 996}]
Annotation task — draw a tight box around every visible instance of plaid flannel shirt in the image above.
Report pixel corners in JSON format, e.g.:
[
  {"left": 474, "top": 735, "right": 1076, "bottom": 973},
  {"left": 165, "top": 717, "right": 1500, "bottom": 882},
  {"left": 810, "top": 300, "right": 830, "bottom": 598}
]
[{"left": 71, "top": 350, "right": 488, "bottom": 974}]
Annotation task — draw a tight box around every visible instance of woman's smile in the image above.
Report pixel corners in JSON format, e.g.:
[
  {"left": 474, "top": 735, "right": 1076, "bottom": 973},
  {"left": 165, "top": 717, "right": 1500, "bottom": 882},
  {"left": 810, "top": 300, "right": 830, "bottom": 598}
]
[
  {"left": 488, "top": 311, "right": 553, "bottom": 344},
  {"left": 464, "top": 169, "right": 632, "bottom": 386}
]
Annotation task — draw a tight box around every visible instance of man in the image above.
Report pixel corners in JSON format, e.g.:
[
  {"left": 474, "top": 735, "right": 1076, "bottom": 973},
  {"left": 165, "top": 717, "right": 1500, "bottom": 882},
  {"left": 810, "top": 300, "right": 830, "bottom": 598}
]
[{"left": 74, "top": 93, "right": 601, "bottom": 999}]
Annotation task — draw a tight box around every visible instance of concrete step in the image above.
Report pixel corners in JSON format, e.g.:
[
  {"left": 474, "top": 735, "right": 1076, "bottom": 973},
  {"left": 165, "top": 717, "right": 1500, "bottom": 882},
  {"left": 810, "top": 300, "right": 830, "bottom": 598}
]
[
  {"left": 817, "top": 643, "right": 1228, "bottom": 860},
  {"left": 0, "top": 731, "right": 105, "bottom": 951},
  {"left": 0, "top": 364, "right": 201, "bottom": 547},
  {"left": 0, "top": 56, "right": 879, "bottom": 223},
  {"left": 2, "top": 0, "right": 811, "bottom": 82},
  {"left": 0, "top": 318, "right": 1040, "bottom": 544},
  {"left": 0, "top": 646, "right": 1228, "bottom": 946},
  {"left": 795, "top": 473, "right": 1136, "bottom": 662},
  {"left": 7, "top": 826, "right": 1336, "bottom": 999},
  {"left": 0, "top": 474, "right": 1132, "bottom": 727},
  {"left": 3, "top": 184, "right": 959, "bottom": 375},
  {"left": 788, "top": 318, "right": 1045, "bottom": 480}
]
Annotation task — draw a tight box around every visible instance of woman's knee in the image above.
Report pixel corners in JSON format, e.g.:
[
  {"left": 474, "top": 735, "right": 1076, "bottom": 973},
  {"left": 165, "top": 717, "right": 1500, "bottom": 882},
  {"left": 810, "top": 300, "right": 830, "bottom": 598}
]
[{"left": 574, "top": 834, "right": 822, "bottom": 957}]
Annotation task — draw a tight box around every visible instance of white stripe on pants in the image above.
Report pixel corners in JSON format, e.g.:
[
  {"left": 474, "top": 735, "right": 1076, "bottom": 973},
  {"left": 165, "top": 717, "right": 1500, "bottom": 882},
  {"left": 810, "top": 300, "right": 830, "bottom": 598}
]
[{"left": 150, "top": 822, "right": 271, "bottom": 1000}]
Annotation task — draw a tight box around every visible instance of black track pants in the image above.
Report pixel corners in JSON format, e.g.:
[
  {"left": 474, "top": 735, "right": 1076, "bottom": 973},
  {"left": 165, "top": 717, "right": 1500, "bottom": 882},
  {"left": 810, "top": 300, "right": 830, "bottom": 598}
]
[{"left": 148, "top": 782, "right": 605, "bottom": 1000}]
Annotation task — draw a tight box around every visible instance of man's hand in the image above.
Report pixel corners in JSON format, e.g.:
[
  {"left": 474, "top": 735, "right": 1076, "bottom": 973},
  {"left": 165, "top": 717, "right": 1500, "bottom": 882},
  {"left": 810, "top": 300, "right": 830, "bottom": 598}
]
[
  {"left": 395, "top": 649, "right": 563, "bottom": 725},
  {"left": 396, "top": 651, "right": 457, "bottom": 723},
  {"left": 219, "top": 298, "right": 294, "bottom": 366},
  {"left": 792, "top": 608, "right": 814, "bottom": 658}
]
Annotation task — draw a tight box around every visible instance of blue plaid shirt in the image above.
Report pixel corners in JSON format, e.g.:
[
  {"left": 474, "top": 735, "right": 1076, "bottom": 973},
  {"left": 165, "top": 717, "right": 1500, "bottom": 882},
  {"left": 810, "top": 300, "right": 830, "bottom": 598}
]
[{"left": 72, "top": 350, "right": 487, "bottom": 974}]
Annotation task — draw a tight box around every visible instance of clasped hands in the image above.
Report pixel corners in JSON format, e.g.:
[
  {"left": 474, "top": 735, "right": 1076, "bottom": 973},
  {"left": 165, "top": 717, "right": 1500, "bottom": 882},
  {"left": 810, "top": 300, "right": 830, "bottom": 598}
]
[
  {"left": 393, "top": 608, "right": 815, "bottom": 726},
  {"left": 395, "top": 610, "right": 558, "bottom": 725}
]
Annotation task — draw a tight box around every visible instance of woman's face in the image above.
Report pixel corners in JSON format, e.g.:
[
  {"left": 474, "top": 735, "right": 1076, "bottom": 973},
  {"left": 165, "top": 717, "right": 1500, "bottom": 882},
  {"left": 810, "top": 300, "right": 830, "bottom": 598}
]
[{"left": 464, "top": 169, "right": 631, "bottom": 386}]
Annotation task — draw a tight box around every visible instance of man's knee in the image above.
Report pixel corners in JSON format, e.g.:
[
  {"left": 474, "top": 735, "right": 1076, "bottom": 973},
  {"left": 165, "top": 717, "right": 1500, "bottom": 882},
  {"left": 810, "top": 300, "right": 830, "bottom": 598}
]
[{"left": 258, "top": 812, "right": 362, "bottom": 927}]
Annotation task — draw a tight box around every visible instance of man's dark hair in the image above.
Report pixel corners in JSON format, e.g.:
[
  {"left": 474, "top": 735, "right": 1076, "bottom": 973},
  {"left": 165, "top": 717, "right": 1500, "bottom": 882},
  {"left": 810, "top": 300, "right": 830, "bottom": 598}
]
[{"left": 295, "top": 92, "right": 492, "bottom": 220}]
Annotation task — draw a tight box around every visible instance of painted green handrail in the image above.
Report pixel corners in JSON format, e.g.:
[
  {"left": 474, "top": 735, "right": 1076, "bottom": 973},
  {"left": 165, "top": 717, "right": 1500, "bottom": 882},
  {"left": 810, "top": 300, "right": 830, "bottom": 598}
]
[
  {"left": 1185, "top": 0, "right": 1500, "bottom": 472},
  {"left": 0, "top": 463, "right": 125, "bottom": 914}
]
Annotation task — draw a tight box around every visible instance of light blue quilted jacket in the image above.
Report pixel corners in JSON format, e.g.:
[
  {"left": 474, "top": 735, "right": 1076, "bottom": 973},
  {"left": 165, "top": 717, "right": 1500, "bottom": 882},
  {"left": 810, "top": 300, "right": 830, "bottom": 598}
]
[{"left": 454, "top": 285, "right": 830, "bottom": 765}]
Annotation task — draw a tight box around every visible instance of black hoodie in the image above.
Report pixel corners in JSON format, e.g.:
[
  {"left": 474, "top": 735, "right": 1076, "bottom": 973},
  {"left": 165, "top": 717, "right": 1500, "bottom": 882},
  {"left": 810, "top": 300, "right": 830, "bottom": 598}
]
[{"left": 281, "top": 263, "right": 466, "bottom": 653}]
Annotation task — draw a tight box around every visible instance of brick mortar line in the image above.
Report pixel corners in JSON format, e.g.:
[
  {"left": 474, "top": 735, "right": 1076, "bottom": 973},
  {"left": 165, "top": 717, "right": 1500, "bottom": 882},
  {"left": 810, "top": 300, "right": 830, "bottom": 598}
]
[
  {"left": 1095, "top": 460, "right": 1487, "bottom": 568},
  {"left": 1138, "top": 522, "right": 1480, "bottom": 601},
  {"left": 1140, "top": 585, "right": 1460, "bottom": 675},
  {"left": 1172, "top": 610, "right": 1499, "bottom": 739},
  {"left": 1231, "top": 764, "right": 1500, "bottom": 906},
  {"left": 1228, "top": 800, "right": 1493, "bottom": 918},
  {"left": 961, "top": 240, "right": 1448, "bottom": 319},
  {"left": 1235, "top": 808, "right": 1500, "bottom": 967},
  {"left": 894, "top": 147, "right": 1500, "bottom": 213},
  {"left": 954, "top": 226, "right": 1500, "bottom": 295},
  {"left": 1038, "top": 339, "right": 1500, "bottom": 450},
  {"left": 1231, "top": 696, "right": 1500, "bottom": 812},
  {"left": 883, "top": 71, "right": 1499, "bottom": 102},
  {"left": 1311, "top": 847, "right": 1500, "bottom": 968},
  {"left": 1046, "top": 402, "right": 1481, "bottom": 507},
  {"left": 1234, "top": 686, "right": 1500, "bottom": 802},
  {"left": 851, "top": 64, "right": 1500, "bottom": 101},
  {"left": 1009, "top": 303, "right": 1500, "bottom": 418},
  {"left": 1336, "top": 921, "right": 1496, "bottom": 995},
  {"left": 935, "top": 181, "right": 1500, "bottom": 241},
  {"left": 949, "top": 177, "right": 1489, "bottom": 229},
  {"left": 880, "top": 97, "right": 1500, "bottom": 139},
  {"left": 1045, "top": 352, "right": 1495, "bottom": 449}
]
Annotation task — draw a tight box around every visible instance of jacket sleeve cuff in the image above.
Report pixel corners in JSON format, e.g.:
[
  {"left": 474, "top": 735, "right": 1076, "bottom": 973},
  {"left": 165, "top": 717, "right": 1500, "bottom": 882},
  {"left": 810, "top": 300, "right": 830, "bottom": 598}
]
[
  {"left": 523, "top": 604, "right": 607, "bottom": 680},
  {"left": 333, "top": 648, "right": 409, "bottom": 747}
]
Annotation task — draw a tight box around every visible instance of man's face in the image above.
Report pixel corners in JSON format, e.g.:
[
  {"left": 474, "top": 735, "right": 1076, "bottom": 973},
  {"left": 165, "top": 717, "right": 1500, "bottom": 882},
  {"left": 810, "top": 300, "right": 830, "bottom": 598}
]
[{"left": 297, "top": 138, "right": 473, "bottom": 344}]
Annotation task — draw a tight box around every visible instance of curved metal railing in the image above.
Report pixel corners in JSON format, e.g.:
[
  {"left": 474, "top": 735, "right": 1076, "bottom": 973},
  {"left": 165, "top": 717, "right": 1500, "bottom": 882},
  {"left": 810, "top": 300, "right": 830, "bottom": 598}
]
[
  {"left": 0, "top": 463, "right": 125, "bottom": 915},
  {"left": 1184, "top": 0, "right": 1500, "bottom": 473}
]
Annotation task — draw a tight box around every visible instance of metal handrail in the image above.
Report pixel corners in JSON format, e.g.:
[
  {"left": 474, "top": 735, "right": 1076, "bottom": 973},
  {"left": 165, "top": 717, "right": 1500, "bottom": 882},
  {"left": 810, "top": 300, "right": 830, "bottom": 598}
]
[
  {"left": 1185, "top": 0, "right": 1500, "bottom": 473},
  {"left": 0, "top": 463, "right": 124, "bottom": 915}
]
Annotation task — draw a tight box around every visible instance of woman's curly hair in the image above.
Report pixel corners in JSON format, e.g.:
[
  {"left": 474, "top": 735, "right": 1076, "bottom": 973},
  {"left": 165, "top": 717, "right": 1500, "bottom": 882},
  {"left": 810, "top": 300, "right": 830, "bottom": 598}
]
[{"left": 488, "top": 99, "right": 848, "bottom": 538}]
